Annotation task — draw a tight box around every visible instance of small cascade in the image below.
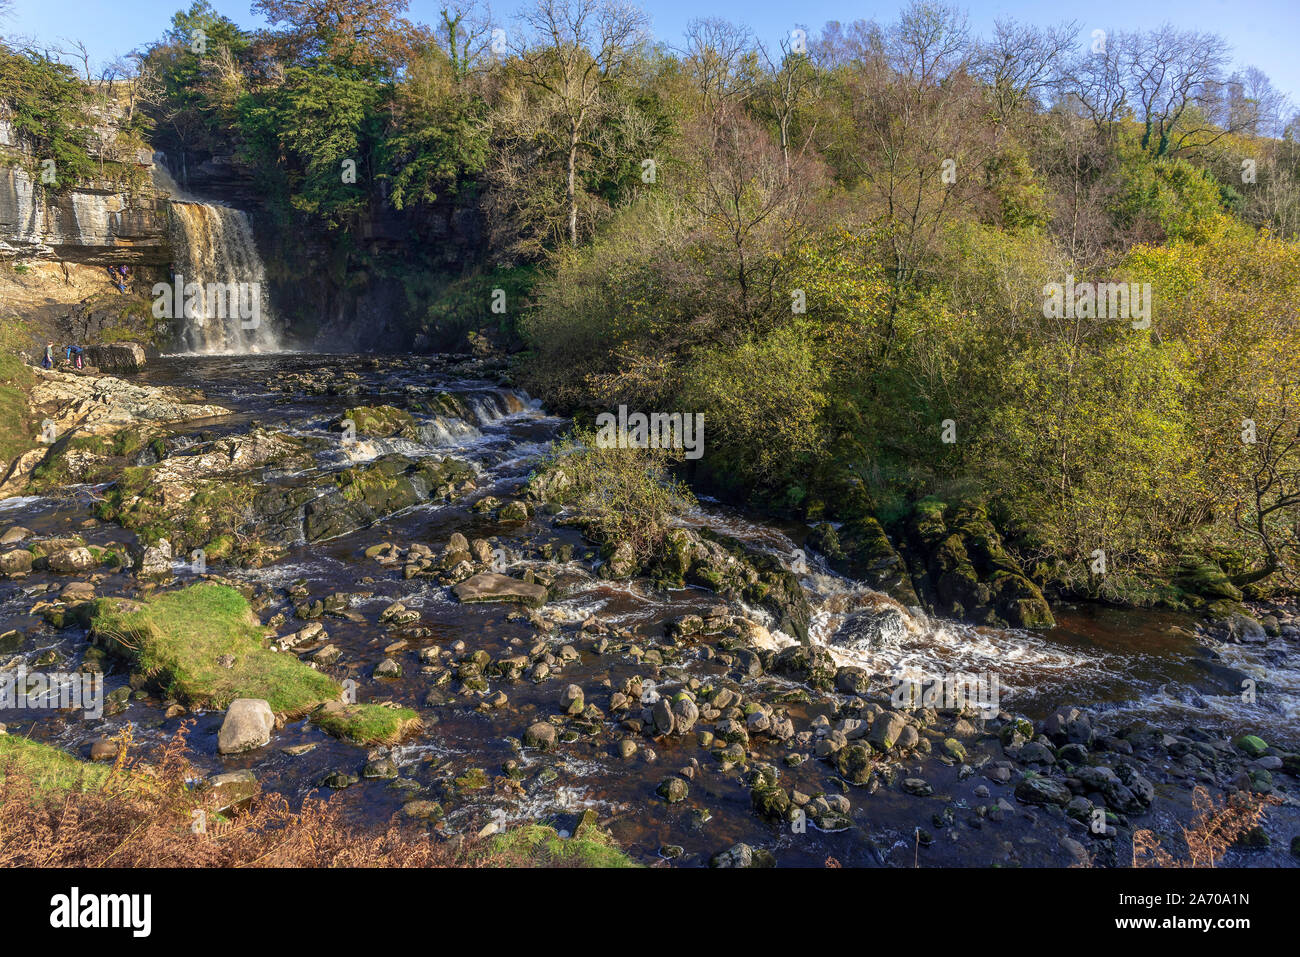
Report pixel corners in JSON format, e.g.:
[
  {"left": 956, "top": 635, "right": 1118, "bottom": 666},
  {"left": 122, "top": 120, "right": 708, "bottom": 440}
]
[{"left": 153, "top": 159, "right": 280, "bottom": 354}]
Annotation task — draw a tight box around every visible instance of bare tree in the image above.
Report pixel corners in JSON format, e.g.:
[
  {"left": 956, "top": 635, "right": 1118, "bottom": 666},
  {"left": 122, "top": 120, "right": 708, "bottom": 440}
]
[
  {"left": 679, "top": 101, "right": 824, "bottom": 333},
  {"left": 756, "top": 28, "right": 819, "bottom": 177},
  {"left": 513, "top": 0, "right": 649, "bottom": 246},
  {"left": 59, "top": 38, "right": 95, "bottom": 83},
  {"left": 1065, "top": 28, "right": 1128, "bottom": 143},
  {"left": 975, "top": 18, "right": 1078, "bottom": 122},
  {"left": 437, "top": 1, "right": 494, "bottom": 81},
  {"left": 1120, "top": 25, "right": 1231, "bottom": 156},
  {"left": 678, "top": 17, "right": 757, "bottom": 113}
]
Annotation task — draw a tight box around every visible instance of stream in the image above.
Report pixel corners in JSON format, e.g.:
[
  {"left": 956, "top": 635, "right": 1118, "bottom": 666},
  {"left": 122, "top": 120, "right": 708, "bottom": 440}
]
[{"left": 2, "top": 353, "right": 1297, "bottom": 867}]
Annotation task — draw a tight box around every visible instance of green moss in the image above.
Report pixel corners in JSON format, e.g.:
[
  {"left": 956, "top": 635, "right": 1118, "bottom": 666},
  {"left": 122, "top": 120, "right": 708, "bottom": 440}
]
[
  {"left": 342, "top": 405, "right": 419, "bottom": 439},
  {"left": 89, "top": 584, "right": 340, "bottom": 714},
  {"left": 0, "top": 735, "right": 109, "bottom": 793},
  {"left": 311, "top": 703, "right": 420, "bottom": 745},
  {"left": 483, "top": 817, "right": 641, "bottom": 868}
]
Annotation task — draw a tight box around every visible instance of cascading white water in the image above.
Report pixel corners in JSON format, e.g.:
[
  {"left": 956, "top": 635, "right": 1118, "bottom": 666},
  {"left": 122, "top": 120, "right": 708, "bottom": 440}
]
[
  {"left": 152, "top": 158, "right": 280, "bottom": 354},
  {"left": 166, "top": 201, "right": 280, "bottom": 354}
]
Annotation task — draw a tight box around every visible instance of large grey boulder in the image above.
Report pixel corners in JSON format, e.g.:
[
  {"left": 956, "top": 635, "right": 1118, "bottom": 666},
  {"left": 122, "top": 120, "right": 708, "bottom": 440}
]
[
  {"left": 217, "top": 698, "right": 275, "bottom": 754},
  {"left": 452, "top": 572, "right": 548, "bottom": 607}
]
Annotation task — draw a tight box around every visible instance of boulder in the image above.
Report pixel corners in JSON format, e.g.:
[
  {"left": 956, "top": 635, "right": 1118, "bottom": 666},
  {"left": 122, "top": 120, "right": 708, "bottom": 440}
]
[
  {"left": 217, "top": 698, "right": 275, "bottom": 754},
  {"left": 1014, "top": 775, "right": 1073, "bottom": 807},
  {"left": 452, "top": 572, "right": 548, "bottom": 608},
  {"left": 83, "top": 342, "right": 147, "bottom": 373},
  {"left": 46, "top": 547, "right": 96, "bottom": 573},
  {"left": 0, "top": 549, "right": 33, "bottom": 576}
]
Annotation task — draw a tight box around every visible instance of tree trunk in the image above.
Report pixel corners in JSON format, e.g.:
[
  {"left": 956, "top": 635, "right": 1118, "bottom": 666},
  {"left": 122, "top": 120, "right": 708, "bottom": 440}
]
[{"left": 567, "top": 127, "right": 579, "bottom": 246}]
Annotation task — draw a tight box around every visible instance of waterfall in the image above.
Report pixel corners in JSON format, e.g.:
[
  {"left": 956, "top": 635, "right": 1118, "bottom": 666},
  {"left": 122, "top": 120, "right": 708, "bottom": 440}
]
[
  {"left": 152, "top": 157, "right": 280, "bottom": 354},
  {"left": 166, "top": 201, "right": 280, "bottom": 354}
]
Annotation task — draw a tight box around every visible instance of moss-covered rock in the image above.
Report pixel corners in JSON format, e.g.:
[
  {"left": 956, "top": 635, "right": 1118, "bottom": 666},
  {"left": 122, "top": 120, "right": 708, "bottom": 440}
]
[
  {"left": 339, "top": 405, "right": 420, "bottom": 439},
  {"left": 822, "top": 515, "right": 920, "bottom": 606},
  {"left": 897, "top": 496, "right": 1054, "bottom": 629},
  {"left": 311, "top": 701, "right": 421, "bottom": 745}
]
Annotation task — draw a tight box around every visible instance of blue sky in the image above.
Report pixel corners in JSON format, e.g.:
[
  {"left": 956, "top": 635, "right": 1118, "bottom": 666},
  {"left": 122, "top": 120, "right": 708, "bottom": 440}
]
[{"left": 4, "top": 0, "right": 1299, "bottom": 104}]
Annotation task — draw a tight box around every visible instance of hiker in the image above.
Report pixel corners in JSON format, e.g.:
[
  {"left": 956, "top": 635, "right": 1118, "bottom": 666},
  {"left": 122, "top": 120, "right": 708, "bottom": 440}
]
[
  {"left": 65, "top": 344, "right": 84, "bottom": 369},
  {"left": 42, "top": 341, "right": 55, "bottom": 369}
]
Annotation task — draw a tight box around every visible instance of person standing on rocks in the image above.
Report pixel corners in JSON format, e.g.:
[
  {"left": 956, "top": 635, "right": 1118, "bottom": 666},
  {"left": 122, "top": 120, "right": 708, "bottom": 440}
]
[{"left": 42, "top": 341, "right": 55, "bottom": 369}]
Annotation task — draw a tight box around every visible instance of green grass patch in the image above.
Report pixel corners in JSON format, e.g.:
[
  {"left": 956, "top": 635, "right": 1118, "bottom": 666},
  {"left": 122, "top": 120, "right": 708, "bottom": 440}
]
[
  {"left": 0, "top": 319, "right": 36, "bottom": 466},
  {"left": 0, "top": 735, "right": 109, "bottom": 793},
  {"left": 89, "top": 583, "right": 340, "bottom": 714},
  {"left": 483, "top": 815, "right": 641, "bottom": 868},
  {"left": 311, "top": 703, "right": 420, "bottom": 745}
]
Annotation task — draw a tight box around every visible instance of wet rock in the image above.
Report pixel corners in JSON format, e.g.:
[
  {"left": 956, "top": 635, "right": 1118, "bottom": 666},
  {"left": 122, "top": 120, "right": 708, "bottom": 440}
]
[
  {"left": 561, "top": 684, "right": 585, "bottom": 715},
  {"left": 902, "top": 777, "right": 933, "bottom": 796},
  {"left": 204, "top": 770, "right": 259, "bottom": 814},
  {"left": 710, "top": 843, "right": 775, "bottom": 868},
  {"left": 523, "top": 721, "right": 557, "bottom": 750},
  {"left": 89, "top": 739, "right": 119, "bottom": 762},
  {"left": 1017, "top": 741, "right": 1056, "bottom": 765},
  {"left": 606, "top": 541, "right": 637, "bottom": 578},
  {"left": 47, "top": 547, "right": 96, "bottom": 573},
  {"left": 374, "top": 658, "right": 403, "bottom": 679},
  {"left": 831, "top": 605, "right": 909, "bottom": 656},
  {"left": 363, "top": 757, "right": 399, "bottom": 779},
  {"left": 1044, "top": 708, "right": 1094, "bottom": 747},
  {"left": 1235, "top": 734, "right": 1268, "bottom": 758},
  {"left": 497, "top": 500, "right": 530, "bottom": 523},
  {"left": 671, "top": 694, "right": 699, "bottom": 734},
  {"left": 0, "top": 550, "right": 33, "bottom": 576},
  {"left": 836, "top": 666, "right": 871, "bottom": 696},
  {"left": 0, "top": 527, "right": 32, "bottom": 546},
  {"left": 1014, "top": 775, "right": 1072, "bottom": 807},
  {"left": 217, "top": 698, "right": 275, "bottom": 754},
  {"left": 751, "top": 786, "right": 791, "bottom": 822},
  {"left": 402, "top": 800, "right": 444, "bottom": 822},
  {"left": 771, "top": 644, "right": 837, "bottom": 691},
  {"left": 452, "top": 572, "right": 548, "bottom": 608},
  {"left": 657, "top": 776, "right": 689, "bottom": 803},
  {"left": 868, "top": 710, "right": 907, "bottom": 752},
  {"left": 652, "top": 698, "right": 676, "bottom": 735},
  {"left": 836, "top": 744, "right": 874, "bottom": 785}
]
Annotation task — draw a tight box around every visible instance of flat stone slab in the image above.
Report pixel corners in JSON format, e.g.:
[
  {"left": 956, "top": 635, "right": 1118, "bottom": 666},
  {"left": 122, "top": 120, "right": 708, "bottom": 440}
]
[{"left": 452, "top": 572, "right": 548, "bottom": 607}]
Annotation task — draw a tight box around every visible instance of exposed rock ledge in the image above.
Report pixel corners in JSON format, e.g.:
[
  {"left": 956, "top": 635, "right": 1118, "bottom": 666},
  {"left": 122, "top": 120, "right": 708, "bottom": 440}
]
[
  {"left": 29, "top": 368, "right": 229, "bottom": 438},
  {"left": 0, "top": 369, "right": 231, "bottom": 499}
]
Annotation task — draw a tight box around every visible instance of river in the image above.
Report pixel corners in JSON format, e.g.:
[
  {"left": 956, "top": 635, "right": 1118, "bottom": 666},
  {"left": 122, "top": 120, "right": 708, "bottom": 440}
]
[{"left": 2, "top": 353, "right": 1296, "bottom": 867}]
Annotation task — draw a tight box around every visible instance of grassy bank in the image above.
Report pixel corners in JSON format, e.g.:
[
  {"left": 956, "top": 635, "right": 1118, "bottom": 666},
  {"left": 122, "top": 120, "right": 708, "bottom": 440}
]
[
  {"left": 0, "top": 735, "right": 109, "bottom": 793},
  {"left": 0, "top": 317, "right": 35, "bottom": 469},
  {"left": 89, "top": 583, "right": 341, "bottom": 714}
]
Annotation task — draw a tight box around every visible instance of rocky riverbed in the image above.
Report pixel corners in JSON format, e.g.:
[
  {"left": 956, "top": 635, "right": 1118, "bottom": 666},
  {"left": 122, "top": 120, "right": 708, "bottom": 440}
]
[{"left": 1, "top": 353, "right": 1297, "bottom": 867}]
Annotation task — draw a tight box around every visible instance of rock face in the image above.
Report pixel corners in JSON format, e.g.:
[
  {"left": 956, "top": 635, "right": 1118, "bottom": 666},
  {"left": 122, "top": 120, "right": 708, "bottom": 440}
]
[
  {"left": 0, "top": 168, "right": 170, "bottom": 265},
  {"left": 452, "top": 572, "right": 548, "bottom": 608},
  {"left": 29, "top": 369, "right": 229, "bottom": 438},
  {"left": 217, "top": 698, "right": 276, "bottom": 754},
  {"left": 898, "top": 497, "right": 1055, "bottom": 629},
  {"left": 813, "top": 516, "right": 920, "bottom": 606},
  {"left": 82, "top": 342, "right": 147, "bottom": 373}
]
